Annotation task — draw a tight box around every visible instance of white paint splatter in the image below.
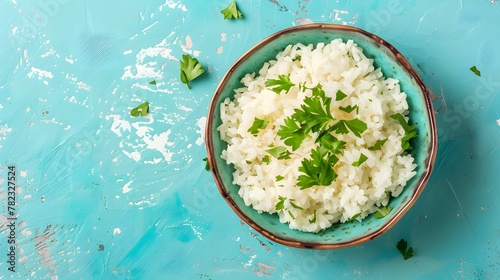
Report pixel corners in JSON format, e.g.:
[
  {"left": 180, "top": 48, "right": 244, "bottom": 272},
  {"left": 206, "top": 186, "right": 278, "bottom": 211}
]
[
  {"left": 195, "top": 117, "right": 206, "bottom": 146},
  {"left": 65, "top": 57, "right": 75, "bottom": 64},
  {"left": 123, "top": 151, "right": 141, "bottom": 162},
  {"left": 121, "top": 39, "right": 176, "bottom": 80},
  {"left": 497, "top": 119, "right": 500, "bottom": 126},
  {"left": 123, "top": 50, "right": 133, "bottom": 55},
  {"left": 183, "top": 35, "right": 193, "bottom": 49},
  {"left": 221, "top": 33, "right": 227, "bottom": 42},
  {"left": 296, "top": 18, "right": 313, "bottom": 25},
  {"left": 20, "top": 170, "right": 27, "bottom": 177},
  {"left": 122, "top": 180, "right": 133, "bottom": 193},
  {"left": 159, "top": 0, "right": 187, "bottom": 11},
  {"left": 106, "top": 115, "right": 132, "bottom": 137},
  {"left": 27, "top": 67, "right": 54, "bottom": 80},
  {"left": 21, "top": 228, "right": 32, "bottom": 237},
  {"left": 113, "top": 228, "right": 122, "bottom": 235},
  {"left": 77, "top": 82, "right": 91, "bottom": 91},
  {"left": 26, "top": 106, "right": 30, "bottom": 112}
]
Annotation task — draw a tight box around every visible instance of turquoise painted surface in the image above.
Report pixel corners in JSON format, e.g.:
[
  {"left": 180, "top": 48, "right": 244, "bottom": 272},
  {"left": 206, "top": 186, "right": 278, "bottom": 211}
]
[{"left": 0, "top": 0, "right": 498, "bottom": 279}]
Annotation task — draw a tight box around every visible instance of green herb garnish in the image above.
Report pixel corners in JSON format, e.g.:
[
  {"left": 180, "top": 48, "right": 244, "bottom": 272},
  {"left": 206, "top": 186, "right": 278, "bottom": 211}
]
[
  {"left": 221, "top": 1, "right": 243, "bottom": 19},
  {"left": 352, "top": 153, "right": 368, "bottom": 167},
  {"left": 149, "top": 80, "right": 156, "bottom": 85},
  {"left": 275, "top": 196, "right": 286, "bottom": 210},
  {"left": 316, "top": 133, "right": 346, "bottom": 154},
  {"left": 266, "top": 146, "right": 291, "bottom": 160},
  {"left": 391, "top": 113, "right": 417, "bottom": 151},
  {"left": 179, "top": 54, "right": 205, "bottom": 89},
  {"left": 294, "top": 94, "right": 334, "bottom": 133},
  {"left": 130, "top": 101, "right": 149, "bottom": 117},
  {"left": 247, "top": 117, "right": 269, "bottom": 135},
  {"left": 277, "top": 117, "right": 308, "bottom": 151},
  {"left": 262, "top": 155, "right": 270, "bottom": 164},
  {"left": 347, "top": 213, "right": 361, "bottom": 222},
  {"left": 368, "top": 139, "right": 387, "bottom": 151},
  {"left": 470, "top": 66, "right": 481, "bottom": 77},
  {"left": 397, "top": 239, "right": 414, "bottom": 260},
  {"left": 275, "top": 175, "right": 284, "bottom": 181},
  {"left": 308, "top": 210, "right": 317, "bottom": 223},
  {"left": 374, "top": 206, "right": 393, "bottom": 218},
  {"left": 297, "top": 146, "right": 338, "bottom": 189},
  {"left": 330, "top": 119, "right": 367, "bottom": 137},
  {"left": 288, "top": 211, "right": 296, "bottom": 219},
  {"left": 289, "top": 200, "right": 303, "bottom": 210},
  {"left": 339, "top": 105, "right": 358, "bottom": 114},
  {"left": 265, "top": 74, "right": 295, "bottom": 94},
  {"left": 202, "top": 157, "right": 210, "bottom": 171},
  {"left": 335, "top": 90, "right": 347, "bottom": 101}
]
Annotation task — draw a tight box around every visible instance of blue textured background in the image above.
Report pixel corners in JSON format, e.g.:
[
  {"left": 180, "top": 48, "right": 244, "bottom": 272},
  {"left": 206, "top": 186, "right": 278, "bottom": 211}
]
[{"left": 0, "top": 1, "right": 499, "bottom": 279}]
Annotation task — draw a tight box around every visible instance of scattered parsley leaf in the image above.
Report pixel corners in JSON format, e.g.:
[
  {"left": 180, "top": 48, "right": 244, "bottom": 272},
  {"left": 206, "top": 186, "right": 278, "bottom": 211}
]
[
  {"left": 397, "top": 239, "right": 414, "bottom": 260},
  {"left": 288, "top": 211, "right": 296, "bottom": 219},
  {"left": 352, "top": 153, "right": 368, "bottom": 167},
  {"left": 266, "top": 146, "right": 291, "bottom": 160},
  {"left": 335, "top": 90, "right": 347, "bottom": 101},
  {"left": 294, "top": 95, "right": 334, "bottom": 133},
  {"left": 374, "top": 206, "right": 393, "bottom": 218},
  {"left": 221, "top": 1, "right": 243, "bottom": 19},
  {"left": 179, "top": 54, "right": 205, "bottom": 89},
  {"left": 275, "top": 196, "right": 286, "bottom": 211},
  {"left": 130, "top": 101, "right": 149, "bottom": 117},
  {"left": 331, "top": 119, "right": 367, "bottom": 137},
  {"left": 247, "top": 117, "right": 269, "bottom": 135},
  {"left": 297, "top": 146, "right": 338, "bottom": 189},
  {"left": 275, "top": 175, "right": 284, "bottom": 181},
  {"left": 316, "top": 132, "right": 345, "bottom": 154},
  {"left": 277, "top": 117, "right": 309, "bottom": 151},
  {"left": 391, "top": 113, "right": 417, "bottom": 151},
  {"left": 265, "top": 74, "right": 295, "bottom": 94},
  {"left": 202, "top": 157, "right": 210, "bottom": 171},
  {"left": 309, "top": 210, "right": 317, "bottom": 223},
  {"left": 470, "top": 66, "right": 481, "bottom": 77},
  {"left": 310, "top": 84, "right": 326, "bottom": 98},
  {"left": 368, "top": 139, "right": 388, "bottom": 151},
  {"left": 347, "top": 213, "right": 361, "bottom": 222},
  {"left": 293, "top": 55, "right": 301, "bottom": 62},
  {"left": 339, "top": 105, "right": 358, "bottom": 114},
  {"left": 262, "top": 155, "right": 270, "bottom": 164},
  {"left": 289, "top": 200, "right": 303, "bottom": 210},
  {"left": 149, "top": 80, "right": 156, "bottom": 85}
]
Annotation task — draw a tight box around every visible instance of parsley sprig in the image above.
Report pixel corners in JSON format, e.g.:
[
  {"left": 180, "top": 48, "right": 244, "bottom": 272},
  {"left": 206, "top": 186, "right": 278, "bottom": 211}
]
[
  {"left": 391, "top": 113, "right": 417, "bottom": 151},
  {"left": 248, "top": 117, "right": 269, "bottom": 135},
  {"left": 397, "top": 239, "right": 414, "bottom": 260},
  {"left": 180, "top": 54, "right": 205, "bottom": 89},
  {"left": 221, "top": 1, "right": 243, "bottom": 20},
  {"left": 297, "top": 146, "right": 339, "bottom": 189},
  {"left": 265, "top": 74, "right": 295, "bottom": 94}
]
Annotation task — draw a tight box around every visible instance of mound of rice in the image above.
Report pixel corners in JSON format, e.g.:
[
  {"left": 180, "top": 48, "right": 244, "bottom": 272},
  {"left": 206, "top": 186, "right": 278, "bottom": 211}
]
[{"left": 218, "top": 39, "right": 417, "bottom": 233}]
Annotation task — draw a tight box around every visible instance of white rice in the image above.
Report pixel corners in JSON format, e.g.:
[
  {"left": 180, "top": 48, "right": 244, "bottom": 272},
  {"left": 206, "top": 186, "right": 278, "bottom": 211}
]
[{"left": 217, "top": 39, "right": 417, "bottom": 233}]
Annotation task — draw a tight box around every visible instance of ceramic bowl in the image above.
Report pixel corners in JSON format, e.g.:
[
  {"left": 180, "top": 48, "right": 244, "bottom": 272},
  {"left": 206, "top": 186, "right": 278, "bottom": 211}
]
[{"left": 205, "top": 24, "right": 437, "bottom": 249}]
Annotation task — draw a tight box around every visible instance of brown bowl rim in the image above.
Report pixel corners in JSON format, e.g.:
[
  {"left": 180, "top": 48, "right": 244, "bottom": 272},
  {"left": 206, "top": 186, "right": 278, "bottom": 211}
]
[{"left": 205, "top": 23, "right": 438, "bottom": 249}]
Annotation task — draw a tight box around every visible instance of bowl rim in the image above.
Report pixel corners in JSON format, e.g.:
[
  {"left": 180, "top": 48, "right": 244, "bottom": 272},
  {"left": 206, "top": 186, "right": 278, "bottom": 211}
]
[{"left": 205, "top": 23, "right": 438, "bottom": 249}]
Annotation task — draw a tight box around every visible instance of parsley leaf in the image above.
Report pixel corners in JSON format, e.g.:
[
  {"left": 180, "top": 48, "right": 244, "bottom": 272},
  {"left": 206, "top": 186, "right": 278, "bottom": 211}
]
[
  {"left": 316, "top": 133, "right": 346, "bottom": 154},
  {"left": 265, "top": 74, "right": 295, "bottom": 94},
  {"left": 347, "top": 213, "right": 361, "bottom": 222},
  {"left": 266, "top": 146, "right": 291, "bottom": 160},
  {"left": 221, "top": 1, "right": 243, "bottom": 19},
  {"left": 470, "top": 66, "right": 481, "bottom": 77},
  {"left": 391, "top": 113, "right": 417, "bottom": 151},
  {"left": 247, "top": 117, "right": 269, "bottom": 135},
  {"left": 339, "top": 105, "right": 358, "bottom": 114},
  {"left": 275, "top": 196, "right": 286, "bottom": 210},
  {"left": 352, "top": 153, "right": 368, "bottom": 167},
  {"left": 275, "top": 175, "right": 284, "bottom": 181},
  {"left": 262, "top": 155, "right": 270, "bottom": 164},
  {"left": 396, "top": 239, "right": 414, "bottom": 260},
  {"left": 149, "top": 80, "right": 156, "bottom": 85},
  {"left": 179, "top": 54, "right": 205, "bottom": 89},
  {"left": 289, "top": 200, "right": 303, "bottom": 210},
  {"left": 309, "top": 210, "right": 317, "bottom": 223},
  {"left": 374, "top": 206, "right": 393, "bottom": 218},
  {"left": 130, "top": 101, "right": 149, "bottom": 117},
  {"left": 331, "top": 119, "right": 367, "bottom": 137},
  {"left": 368, "top": 139, "right": 387, "bottom": 151},
  {"left": 294, "top": 95, "right": 334, "bottom": 133},
  {"left": 202, "top": 157, "right": 210, "bottom": 171},
  {"left": 335, "top": 90, "right": 347, "bottom": 101},
  {"left": 277, "top": 117, "right": 308, "bottom": 151},
  {"left": 297, "top": 146, "right": 338, "bottom": 189},
  {"left": 288, "top": 211, "right": 296, "bottom": 219}
]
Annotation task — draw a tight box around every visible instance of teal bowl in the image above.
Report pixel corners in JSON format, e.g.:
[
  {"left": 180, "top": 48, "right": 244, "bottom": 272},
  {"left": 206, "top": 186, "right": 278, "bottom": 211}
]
[{"left": 205, "top": 24, "right": 437, "bottom": 249}]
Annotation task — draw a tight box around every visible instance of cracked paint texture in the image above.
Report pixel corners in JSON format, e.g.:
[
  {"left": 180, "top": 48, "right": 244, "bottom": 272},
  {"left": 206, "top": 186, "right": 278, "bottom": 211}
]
[{"left": 0, "top": 0, "right": 499, "bottom": 279}]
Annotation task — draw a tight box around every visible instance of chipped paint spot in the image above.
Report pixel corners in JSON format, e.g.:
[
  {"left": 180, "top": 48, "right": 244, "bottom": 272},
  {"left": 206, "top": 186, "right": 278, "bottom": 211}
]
[
  {"left": 122, "top": 180, "right": 133, "bottom": 193},
  {"left": 195, "top": 117, "right": 206, "bottom": 146},
  {"left": 113, "top": 228, "right": 122, "bottom": 235},
  {"left": 497, "top": 119, "right": 500, "bottom": 126},
  {"left": 217, "top": 46, "right": 224, "bottom": 54}
]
